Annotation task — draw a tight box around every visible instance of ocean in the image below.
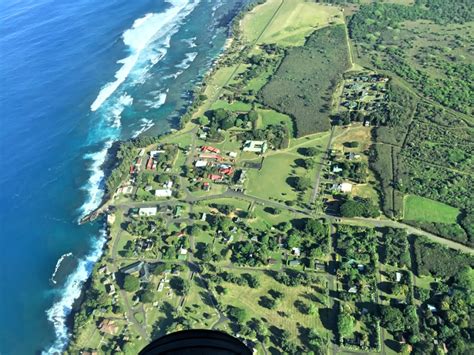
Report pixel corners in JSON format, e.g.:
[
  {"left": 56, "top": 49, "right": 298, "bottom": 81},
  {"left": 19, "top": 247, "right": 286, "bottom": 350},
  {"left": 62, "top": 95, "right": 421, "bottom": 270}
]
[{"left": 0, "top": 0, "right": 246, "bottom": 353}]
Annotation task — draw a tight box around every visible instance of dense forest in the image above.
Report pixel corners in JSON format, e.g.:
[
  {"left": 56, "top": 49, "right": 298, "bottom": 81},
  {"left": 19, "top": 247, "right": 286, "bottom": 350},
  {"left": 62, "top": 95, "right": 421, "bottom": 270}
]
[
  {"left": 348, "top": 0, "right": 474, "bottom": 114},
  {"left": 260, "top": 25, "right": 350, "bottom": 136}
]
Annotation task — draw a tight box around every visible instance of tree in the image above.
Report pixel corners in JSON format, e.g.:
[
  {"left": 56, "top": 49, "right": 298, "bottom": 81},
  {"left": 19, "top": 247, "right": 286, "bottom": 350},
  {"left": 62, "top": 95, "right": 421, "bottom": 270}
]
[
  {"left": 303, "top": 147, "right": 319, "bottom": 156},
  {"left": 228, "top": 307, "right": 248, "bottom": 324},
  {"left": 141, "top": 290, "right": 155, "bottom": 303},
  {"left": 344, "top": 141, "right": 360, "bottom": 148},
  {"left": 308, "top": 303, "right": 318, "bottom": 315},
  {"left": 122, "top": 275, "right": 140, "bottom": 293},
  {"left": 244, "top": 273, "right": 261, "bottom": 288},
  {"left": 455, "top": 266, "right": 474, "bottom": 291},
  {"left": 198, "top": 116, "right": 209, "bottom": 125},
  {"left": 340, "top": 198, "right": 379, "bottom": 218},
  {"left": 287, "top": 233, "right": 301, "bottom": 248},
  {"left": 308, "top": 329, "right": 326, "bottom": 353},
  {"left": 247, "top": 110, "right": 258, "bottom": 122},
  {"left": 304, "top": 158, "right": 316, "bottom": 169},
  {"left": 170, "top": 277, "right": 189, "bottom": 296},
  {"left": 380, "top": 306, "right": 405, "bottom": 333},
  {"left": 305, "top": 219, "right": 325, "bottom": 237},
  {"left": 337, "top": 313, "right": 355, "bottom": 338},
  {"left": 295, "top": 176, "right": 312, "bottom": 191}
]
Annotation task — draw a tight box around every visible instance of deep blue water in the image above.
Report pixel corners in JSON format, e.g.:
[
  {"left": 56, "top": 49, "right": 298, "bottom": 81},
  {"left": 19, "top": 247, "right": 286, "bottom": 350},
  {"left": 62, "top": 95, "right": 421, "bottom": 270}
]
[{"left": 0, "top": 0, "right": 243, "bottom": 353}]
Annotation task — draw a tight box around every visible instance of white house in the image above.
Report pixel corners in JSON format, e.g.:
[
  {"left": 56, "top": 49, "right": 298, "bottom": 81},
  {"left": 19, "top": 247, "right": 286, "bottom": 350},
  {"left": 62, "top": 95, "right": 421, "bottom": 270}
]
[
  {"left": 195, "top": 160, "right": 208, "bottom": 168},
  {"left": 150, "top": 150, "right": 165, "bottom": 157},
  {"left": 291, "top": 247, "right": 301, "bottom": 257},
  {"left": 139, "top": 207, "right": 157, "bottom": 216},
  {"left": 228, "top": 151, "right": 238, "bottom": 158},
  {"left": 340, "top": 182, "right": 353, "bottom": 193},
  {"left": 155, "top": 189, "right": 172, "bottom": 197},
  {"left": 243, "top": 140, "right": 268, "bottom": 153}
]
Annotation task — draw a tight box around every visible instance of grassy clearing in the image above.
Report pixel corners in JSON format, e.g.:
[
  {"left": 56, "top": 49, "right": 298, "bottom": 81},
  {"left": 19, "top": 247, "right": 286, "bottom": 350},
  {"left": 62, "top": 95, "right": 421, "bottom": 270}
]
[
  {"left": 257, "top": 108, "right": 294, "bottom": 138},
  {"left": 403, "top": 195, "right": 460, "bottom": 223},
  {"left": 210, "top": 100, "right": 252, "bottom": 112},
  {"left": 242, "top": 0, "right": 344, "bottom": 47},
  {"left": 246, "top": 152, "right": 306, "bottom": 203}
]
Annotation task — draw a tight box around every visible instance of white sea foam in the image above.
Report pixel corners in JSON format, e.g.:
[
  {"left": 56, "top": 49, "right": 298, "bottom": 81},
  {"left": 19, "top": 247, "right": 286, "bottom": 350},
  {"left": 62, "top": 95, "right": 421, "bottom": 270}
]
[
  {"left": 44, "top": 229, "right": 107, "bottom": 355},
  {"left": 108, "top": 93, "right": 133, "bottom": 128},
  {"left": 182, "top": 36, "right": 197, "bottom": 48},
  {"left": 176, "top": 51, "right": 198, "bottom": 69},
  {"left": 79, "top": 140, "right": 113, "bottom": 216},
  {"left": 90, "top": 0, "right": 201, "bottom": 112},
  {"left": 50, "top": 252, "right": 74, "bottom": 285},
  {"left": 143, "top": 92, "right": 168, "bottom": 109},
  {"left": 132, "top": 118, "right": 155, "bottom": 138}
]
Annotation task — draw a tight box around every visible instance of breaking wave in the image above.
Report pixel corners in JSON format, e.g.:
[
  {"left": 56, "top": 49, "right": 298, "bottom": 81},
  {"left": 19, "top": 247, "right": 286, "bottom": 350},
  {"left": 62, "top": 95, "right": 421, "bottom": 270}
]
[
  {"left": 44, "top": 230, "right": 107, "bottom": 354},
  {"left": 50, "top": 252, "right": 74, "bottom": 285}
]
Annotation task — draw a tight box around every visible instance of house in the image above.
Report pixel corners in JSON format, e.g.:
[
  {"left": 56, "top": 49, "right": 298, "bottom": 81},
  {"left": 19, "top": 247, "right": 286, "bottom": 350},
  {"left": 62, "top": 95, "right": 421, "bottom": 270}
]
[
  {"left": 201, "top": 213, "right": 207, "bottom": 222},
  {"left": 267, "top": 258, "right": 277, "bottom": 265},
  {"left": 237, "top": 170, "right": 247, "bottom": 184},
  {"left": 98, "top": 319, "right": 119, "bottom": 335},
  {"left": 200, "top": 153, "right": 222, "bottom": 160},
  {"left": 106, "top": 213, "right": 116, "bottom": 226},
  {"left": 291, "top": 247, "right": 301, "bottom": 257},
  {"left": 202, "top": 182, "right": 210, "bottom": 191},
  {"left": 121, "top": 261, "right": 144, "bottom": 275},
  {"left": 228, "top": 151, "right": 238, "bottom": 158},
  {"left": 427, "top": 304, "right": 438, "bottom": 313},
  {"left": 155, "top": 189, "right": 172, "bottom": 197},
  {"left": 209, "top": 174, "right": 223, "bottom": 181},
  {"left": 174, "top": 206, "right": 182, "bottom": 218},
  {"left": 139, "top": 207, "right": 157, "bottom": 216},
  {"left": 149, "top": 150, "right": 165, "bottom": 157},
  {"left": 289, "top": 260, "right": 301, "bottom": 267},
  {"left": 146, "top": 158, "right": 154, "bottom": 170},
  {"left": 158, "top": 281, "right": 165, "bottom": 292},
  {"left": 340, "top": 182, "right": 353, "bottom": 193},
  {"left": 219, "top": 167, "right": 233, "bottom": 176},
  {"left": 396, "top": 272, "right": 403, "bottom": 282},
  {"left": 347, "top": 152, "right": 361, "bottom": 160},
  {"left": 178, "top": 248, "right": 188, "bottom": 261},
  {"left": 332, "top": 165, "right": 343, "bottom": 173},
  {"left": 195, "top": 160, "right": 208, "bottom": 168},
  {"left": 201, "top": 146, "right": 220, "bottom": 154},
  {"left": 242, "top": 140, "right": 268, "bottom": 154},
  {"left": 348, "top": 286, "right": 358, "bottom": 294},
  {"left": 122, "top": 185, "right": 134, "bottom": 194}
]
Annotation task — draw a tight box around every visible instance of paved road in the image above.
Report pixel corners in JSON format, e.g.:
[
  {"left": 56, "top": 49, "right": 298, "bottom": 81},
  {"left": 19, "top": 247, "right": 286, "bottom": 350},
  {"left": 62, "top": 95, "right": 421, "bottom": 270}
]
[
  {"left": 310, "top": 126, "right": 336, "bottom": 204},
  {"left": 109, "top": 226, "right": 150, "bottom": 341},
  {"left": 114, "top": 188, "right": 473, "bottom": 254},
  {"left": 327, "top": 215, "right": 474, "bottom": 255}
]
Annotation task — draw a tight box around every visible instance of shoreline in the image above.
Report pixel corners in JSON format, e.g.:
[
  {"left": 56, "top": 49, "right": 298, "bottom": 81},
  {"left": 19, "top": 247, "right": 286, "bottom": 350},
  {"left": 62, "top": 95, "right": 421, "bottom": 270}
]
[{"left": 64, "top": 2, "right": 256, "bottom": 351}]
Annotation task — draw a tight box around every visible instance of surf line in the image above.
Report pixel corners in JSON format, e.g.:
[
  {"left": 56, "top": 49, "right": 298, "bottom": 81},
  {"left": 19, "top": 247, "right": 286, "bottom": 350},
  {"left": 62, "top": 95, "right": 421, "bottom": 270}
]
[{"left": 50, "top": 252, "right": 74, "bottom": 285}]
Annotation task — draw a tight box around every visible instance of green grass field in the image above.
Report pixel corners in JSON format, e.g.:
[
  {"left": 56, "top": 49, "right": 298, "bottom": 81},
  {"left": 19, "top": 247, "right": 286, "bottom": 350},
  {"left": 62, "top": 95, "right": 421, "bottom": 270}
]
[
  {"left": 257, "top": 108, "right": 294, "bottom": 137},
  {"left": 241, "top": 0, "right": 344, "bottom": 47},
  {"left": 403, "top": 194, "right": 460, "bottom": 223},
  {"left": 210, "top": 100, "right": 252, "bottom": 112},
  {"left": 246, "top": 152, "right": 302, "bottom": 203},
  {"left": 216, "top": 270, "right": 330, "bottom": 349}
]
